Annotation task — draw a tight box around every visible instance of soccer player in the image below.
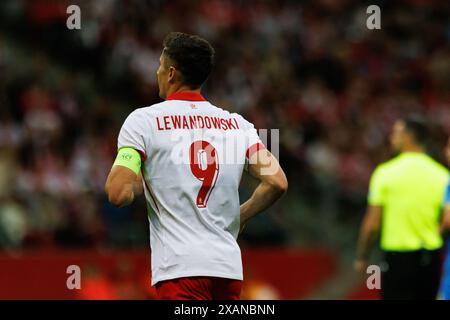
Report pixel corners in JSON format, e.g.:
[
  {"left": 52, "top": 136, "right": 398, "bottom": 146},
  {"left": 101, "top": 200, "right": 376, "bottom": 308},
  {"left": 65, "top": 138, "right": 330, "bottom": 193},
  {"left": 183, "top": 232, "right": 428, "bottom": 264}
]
[
  {"left": 105, "top": 32, "right": 288, "bottom": 300},
  {"left": 439, "top": 137, "right": 450, "bottom": 299},
  {"left": 354, "top": 115, "right": 449, "bottom": 299}
]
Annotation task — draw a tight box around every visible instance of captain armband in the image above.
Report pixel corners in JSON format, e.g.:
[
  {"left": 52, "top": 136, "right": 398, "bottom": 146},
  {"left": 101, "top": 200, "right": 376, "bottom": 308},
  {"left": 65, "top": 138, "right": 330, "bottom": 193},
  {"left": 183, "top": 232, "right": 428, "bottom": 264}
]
[{"left": 113, "top": 147, "right": 142, "bottom": 175}]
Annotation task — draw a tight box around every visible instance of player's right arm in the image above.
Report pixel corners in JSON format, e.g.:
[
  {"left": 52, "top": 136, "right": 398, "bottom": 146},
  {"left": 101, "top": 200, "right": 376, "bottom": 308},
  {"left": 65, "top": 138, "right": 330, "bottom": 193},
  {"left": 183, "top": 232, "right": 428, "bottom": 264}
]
[
  {"left": 105, "top": 109, "right": 147, "bottom": 208},
  {"left": 239, "top": 149, "right": 288, "bottom": 234},
  {"left": 105, "top": 154, "right": 143, "bottom": 208}
]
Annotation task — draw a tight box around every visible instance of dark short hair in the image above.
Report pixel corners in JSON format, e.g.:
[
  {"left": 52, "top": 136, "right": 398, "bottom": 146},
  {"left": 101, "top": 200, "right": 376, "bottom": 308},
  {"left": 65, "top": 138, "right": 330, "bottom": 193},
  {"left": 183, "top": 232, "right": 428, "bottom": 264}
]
[
  {"left": 162, "top": 32, "right": 215, "bottom": 89},
  {"left": 402, "top": 114, "right": 429, "bottom": 146}
]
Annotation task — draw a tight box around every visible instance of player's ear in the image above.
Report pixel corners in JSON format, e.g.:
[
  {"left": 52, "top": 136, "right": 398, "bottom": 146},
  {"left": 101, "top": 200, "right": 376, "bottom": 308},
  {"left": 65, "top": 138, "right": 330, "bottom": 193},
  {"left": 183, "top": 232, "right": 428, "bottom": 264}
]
[{"left": 168, "top": 66, "right": 176, "bottom": 83}]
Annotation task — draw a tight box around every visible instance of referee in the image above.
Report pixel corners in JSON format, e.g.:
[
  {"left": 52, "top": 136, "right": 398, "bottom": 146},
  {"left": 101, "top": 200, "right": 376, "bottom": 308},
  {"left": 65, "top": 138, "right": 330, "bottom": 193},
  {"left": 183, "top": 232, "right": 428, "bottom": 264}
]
[{"left": 354, "top": 114, "right": 449, "bottom": 300}]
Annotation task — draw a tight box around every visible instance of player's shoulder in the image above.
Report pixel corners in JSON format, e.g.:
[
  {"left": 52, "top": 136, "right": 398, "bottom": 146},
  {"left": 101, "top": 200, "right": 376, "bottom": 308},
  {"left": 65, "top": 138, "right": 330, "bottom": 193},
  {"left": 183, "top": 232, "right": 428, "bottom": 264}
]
[
  {"left": 232, "top": 112, "right": 252, "bottom": 126},
  {"left": 124, "top": 101, "right": 171, "bottom": 122},
  {"left": 205, "top": 102, "right": 256, "bottom": 128},
  {"left": 220, "top": 108, "right": 254, "bottom": 129},
  {"left": 131, "top": 101, "right": 168, "bottom": 115}
]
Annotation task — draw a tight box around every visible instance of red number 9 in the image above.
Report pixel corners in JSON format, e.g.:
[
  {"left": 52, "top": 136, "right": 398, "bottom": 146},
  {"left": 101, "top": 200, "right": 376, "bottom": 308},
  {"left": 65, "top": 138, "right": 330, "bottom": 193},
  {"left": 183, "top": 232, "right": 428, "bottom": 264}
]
[{"left": 189, "top": 140, "right": 219, "bottom": 208}]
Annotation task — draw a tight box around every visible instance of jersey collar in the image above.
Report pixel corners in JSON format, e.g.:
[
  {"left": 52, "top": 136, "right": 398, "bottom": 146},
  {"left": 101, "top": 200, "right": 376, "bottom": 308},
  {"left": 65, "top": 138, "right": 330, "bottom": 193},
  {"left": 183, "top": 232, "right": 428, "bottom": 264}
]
[{"left": 166, "top": 92, "right": 206, "bottom": 101}]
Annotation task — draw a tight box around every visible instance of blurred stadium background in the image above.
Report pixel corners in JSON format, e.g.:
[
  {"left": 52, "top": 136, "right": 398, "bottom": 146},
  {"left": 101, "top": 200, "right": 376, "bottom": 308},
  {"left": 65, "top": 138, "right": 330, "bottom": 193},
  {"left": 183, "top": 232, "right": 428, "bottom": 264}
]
[{"left": 0, "top": 0, "right": 449, "bottom": 299}]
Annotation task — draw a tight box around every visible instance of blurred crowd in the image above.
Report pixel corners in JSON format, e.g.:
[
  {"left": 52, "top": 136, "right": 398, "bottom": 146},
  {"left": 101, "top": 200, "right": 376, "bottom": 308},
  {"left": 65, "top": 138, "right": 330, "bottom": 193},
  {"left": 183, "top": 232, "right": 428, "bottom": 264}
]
[{"left": 0, "top": 0, "right": 449, "bottom": 250}]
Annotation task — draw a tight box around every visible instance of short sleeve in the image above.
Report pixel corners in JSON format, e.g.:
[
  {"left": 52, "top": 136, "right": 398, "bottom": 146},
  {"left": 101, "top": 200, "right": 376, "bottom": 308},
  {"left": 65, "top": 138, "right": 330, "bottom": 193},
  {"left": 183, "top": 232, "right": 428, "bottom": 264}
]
[
  {"left": 236, "top": 115, "right": 266, "bottom": 172},
  {"left": 234, "top": 114, "right": 265, "bottom": 161},
  {"left": 245, "top": 127, "right": 265, "bottom": 160},
  {"left": 118, "top": 110, "right": 148, "bottom": 161},
  {"left": 368, "top": 166, "right": 387, "bottom": 206}
]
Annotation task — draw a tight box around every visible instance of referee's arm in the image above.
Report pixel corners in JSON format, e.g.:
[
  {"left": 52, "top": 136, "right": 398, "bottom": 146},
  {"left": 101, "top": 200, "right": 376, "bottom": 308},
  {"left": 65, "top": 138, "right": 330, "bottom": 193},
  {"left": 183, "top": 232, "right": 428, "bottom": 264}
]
[
  {"left": 354, "top": 167, "right": 385, "bottom": 273},
  {"left": 354, "top": 205, "right": 382, "bottom": 272}
]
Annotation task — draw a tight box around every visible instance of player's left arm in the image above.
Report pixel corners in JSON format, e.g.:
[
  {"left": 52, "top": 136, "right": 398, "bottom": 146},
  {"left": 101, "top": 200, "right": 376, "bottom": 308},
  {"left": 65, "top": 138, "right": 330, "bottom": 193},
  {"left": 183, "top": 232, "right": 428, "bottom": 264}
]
[{"left": 105, "top": 147, "right": 144, "bottom": 208}]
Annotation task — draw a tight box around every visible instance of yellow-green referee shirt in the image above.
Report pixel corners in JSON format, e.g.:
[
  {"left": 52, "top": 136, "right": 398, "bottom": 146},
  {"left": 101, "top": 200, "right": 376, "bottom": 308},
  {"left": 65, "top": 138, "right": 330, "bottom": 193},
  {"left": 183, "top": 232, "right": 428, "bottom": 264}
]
[{"left": 368, "top": 152, "right": 449, "bottom": 252}]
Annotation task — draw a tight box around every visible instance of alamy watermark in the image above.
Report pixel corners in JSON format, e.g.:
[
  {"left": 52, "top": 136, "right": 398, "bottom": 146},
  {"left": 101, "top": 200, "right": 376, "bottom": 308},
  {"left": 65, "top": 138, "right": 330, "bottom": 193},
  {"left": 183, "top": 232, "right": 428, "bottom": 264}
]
[
  {"left": 66, "top": 5, "right": 81, "bottom": 30},
  {"left": 366, "top": 264, "right": 381, "bottom": 290},
  {"left": 168, "top": 128, "right": 280, "bottom": 175},
  {"left": 366, "top": 5, "right": 381, "bottom": 30},
  {"left": 66, "top": 264, "right": 81, "bottom": 290},
  {"left": 66, "top": 4, "right": 381, "bottom": 31}
]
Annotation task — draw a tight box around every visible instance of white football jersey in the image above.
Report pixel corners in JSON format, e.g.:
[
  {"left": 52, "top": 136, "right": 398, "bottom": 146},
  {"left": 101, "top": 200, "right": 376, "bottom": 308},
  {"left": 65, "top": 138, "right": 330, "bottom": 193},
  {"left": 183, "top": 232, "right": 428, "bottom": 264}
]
[{"left": 117, "top": 92, "right": 264, "bottom": 285}]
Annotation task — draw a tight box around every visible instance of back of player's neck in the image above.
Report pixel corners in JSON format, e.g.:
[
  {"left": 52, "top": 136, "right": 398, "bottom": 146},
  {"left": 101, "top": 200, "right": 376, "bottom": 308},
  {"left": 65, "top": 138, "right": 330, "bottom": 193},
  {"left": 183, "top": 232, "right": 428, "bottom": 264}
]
[{"left": 168, "top": 86, "right": 201, "bottom": 97}]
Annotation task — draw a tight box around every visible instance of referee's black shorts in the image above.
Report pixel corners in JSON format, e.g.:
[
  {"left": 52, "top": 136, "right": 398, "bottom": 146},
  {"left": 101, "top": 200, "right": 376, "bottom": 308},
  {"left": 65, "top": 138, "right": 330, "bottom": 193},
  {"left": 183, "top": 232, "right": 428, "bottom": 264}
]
[{"left": 381, "top": 249, "right": 442, "bottom": 300}]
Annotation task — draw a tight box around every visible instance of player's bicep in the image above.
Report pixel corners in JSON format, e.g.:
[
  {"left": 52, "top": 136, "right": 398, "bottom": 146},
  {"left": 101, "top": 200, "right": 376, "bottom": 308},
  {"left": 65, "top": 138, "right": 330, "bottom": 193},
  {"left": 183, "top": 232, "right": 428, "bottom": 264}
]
[
  {"left": 105, "top": 165, "right": 137, "bottom": 205},
  {"left": 111, "top": 147, "right": 142, "bottom": 175},
  {"left": 247, "top": 149, "right": 288, "bottom": 192},
  {"left": 105, "top": 148, "right": 142, "bottom": 203},
  {"left": 106, "top": 165, "right": 137, "bottom": 189}
]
